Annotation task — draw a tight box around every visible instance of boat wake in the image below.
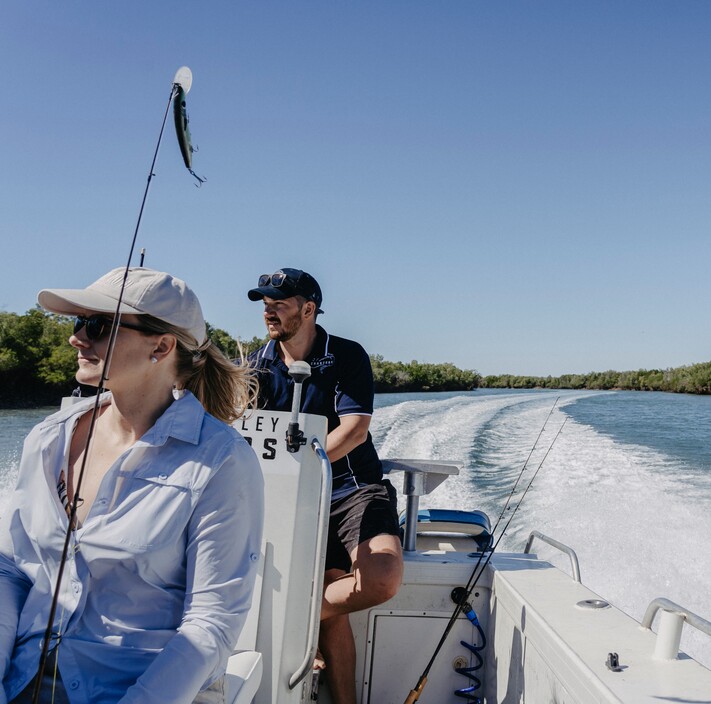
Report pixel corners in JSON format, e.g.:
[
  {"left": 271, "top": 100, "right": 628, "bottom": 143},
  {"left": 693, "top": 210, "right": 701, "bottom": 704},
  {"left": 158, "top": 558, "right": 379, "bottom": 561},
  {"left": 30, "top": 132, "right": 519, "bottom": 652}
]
[{"left": 372, "top": 389, "right": 711, "bottom": 669}]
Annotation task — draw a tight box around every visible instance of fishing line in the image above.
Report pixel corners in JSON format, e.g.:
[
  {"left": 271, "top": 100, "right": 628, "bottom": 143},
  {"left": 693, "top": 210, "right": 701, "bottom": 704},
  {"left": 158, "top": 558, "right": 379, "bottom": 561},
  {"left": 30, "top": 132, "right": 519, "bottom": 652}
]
[
  {"left": 32, "top": 69, "right": 196, "bottom": 704},
  {"left": 458, "top": 416, "right": 568, "bottom": 602},
  {"left": 403, "top": 405, "right": 567, "bottom": 704},
  {"left": 489, "top": 396, "right": 559, "bottom": 538},
  {"left": 447, "top": 398, "right": 562, "bottom": 628}
]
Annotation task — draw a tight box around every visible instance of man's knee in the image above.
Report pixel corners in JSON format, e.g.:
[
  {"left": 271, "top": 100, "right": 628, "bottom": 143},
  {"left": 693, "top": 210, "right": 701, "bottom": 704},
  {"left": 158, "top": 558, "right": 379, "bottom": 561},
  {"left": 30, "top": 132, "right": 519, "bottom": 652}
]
[
  {"left": 363, "top": 554, "right": 403, "bottom": 603},
  {"left": 352, "top": 536, "right": 404, "bottom": 605}
]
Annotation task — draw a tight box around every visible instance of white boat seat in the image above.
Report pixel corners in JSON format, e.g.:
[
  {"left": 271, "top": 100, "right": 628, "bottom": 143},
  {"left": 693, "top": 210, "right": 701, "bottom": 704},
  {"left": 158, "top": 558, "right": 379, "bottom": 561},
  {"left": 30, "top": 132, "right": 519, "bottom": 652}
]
[
  {"left": 400, "top": 508, "right": 493, "bottom": 552},
  {"left": 224, "top": 650, "right": 263, "bottom": 704},
  {"left": 228, "top": 409, "right": 330, "bottom": 704}
]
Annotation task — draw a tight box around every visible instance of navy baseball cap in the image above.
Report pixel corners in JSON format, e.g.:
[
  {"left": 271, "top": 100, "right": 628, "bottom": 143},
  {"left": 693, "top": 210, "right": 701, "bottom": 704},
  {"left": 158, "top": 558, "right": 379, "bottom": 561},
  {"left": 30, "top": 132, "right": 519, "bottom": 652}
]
[{"left": 248, "top": 268, "right": 324, "bottom": 314}]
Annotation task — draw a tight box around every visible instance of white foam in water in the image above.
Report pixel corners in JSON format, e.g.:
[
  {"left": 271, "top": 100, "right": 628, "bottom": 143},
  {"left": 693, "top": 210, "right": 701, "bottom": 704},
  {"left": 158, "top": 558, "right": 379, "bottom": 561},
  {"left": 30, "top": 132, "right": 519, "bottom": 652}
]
[
  {"left": 372, "top": 391, "right": 711, "bottom": 670},
  {"left": 0, "top": 409, "right": 49, "bottom": 516},
  {"left": 0, "top": 461, "right": 20, "bottom": 516}
]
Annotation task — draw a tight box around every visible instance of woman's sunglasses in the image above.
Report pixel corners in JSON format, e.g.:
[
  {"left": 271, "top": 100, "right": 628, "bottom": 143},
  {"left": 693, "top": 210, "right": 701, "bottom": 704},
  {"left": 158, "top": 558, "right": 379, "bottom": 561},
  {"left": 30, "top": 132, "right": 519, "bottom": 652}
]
[{"left": 73, "top": 315, "right": 153, "bottom": 342}]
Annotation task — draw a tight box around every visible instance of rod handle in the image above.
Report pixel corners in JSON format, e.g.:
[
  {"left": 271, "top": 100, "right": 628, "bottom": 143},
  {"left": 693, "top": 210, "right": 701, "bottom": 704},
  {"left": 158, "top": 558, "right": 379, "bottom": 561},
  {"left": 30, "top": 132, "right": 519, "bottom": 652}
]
[{"left": 403, "top": 677, "right": 427, "bottom": 704}]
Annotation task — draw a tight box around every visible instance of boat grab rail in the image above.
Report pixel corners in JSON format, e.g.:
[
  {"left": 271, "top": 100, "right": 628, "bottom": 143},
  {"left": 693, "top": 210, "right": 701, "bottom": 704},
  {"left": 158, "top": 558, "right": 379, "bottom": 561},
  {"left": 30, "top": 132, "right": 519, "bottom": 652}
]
[
  {"left": 524, "top": 530, "right": 582, "bottom": 583},
  {"left": 640, "top": 597, "right": 711, "bottom": 660},
  {"left": 288, "top": 438, "right": 332, "bottom": 689}
]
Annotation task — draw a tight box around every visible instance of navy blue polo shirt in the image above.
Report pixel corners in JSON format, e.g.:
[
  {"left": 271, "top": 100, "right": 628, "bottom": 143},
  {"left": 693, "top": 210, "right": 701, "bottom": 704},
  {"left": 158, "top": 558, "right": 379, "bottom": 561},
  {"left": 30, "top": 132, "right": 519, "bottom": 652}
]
[{"left": 249, "top": 325, "right": 383, "bottom": 499}]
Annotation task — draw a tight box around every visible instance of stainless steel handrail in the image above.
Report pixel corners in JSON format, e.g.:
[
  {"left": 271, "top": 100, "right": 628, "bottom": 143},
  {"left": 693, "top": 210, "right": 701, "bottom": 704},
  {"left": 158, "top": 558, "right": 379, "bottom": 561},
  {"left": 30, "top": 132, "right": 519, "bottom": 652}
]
[
  {"left": 641, "top": 597, "right": 711, "bottom": 636},
  {"left": 288, "top": 438, "right": 332, "bottom": 689},
  {"left": 524, "top": 530, "right": 582, "bottom": 583}
]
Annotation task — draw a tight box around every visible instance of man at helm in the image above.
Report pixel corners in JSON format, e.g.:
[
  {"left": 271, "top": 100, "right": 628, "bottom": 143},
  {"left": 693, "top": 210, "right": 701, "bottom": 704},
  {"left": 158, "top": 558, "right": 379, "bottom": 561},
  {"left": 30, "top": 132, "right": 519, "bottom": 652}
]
[{"left": 248, "top": 268, "right": 403, "bottom": 704}]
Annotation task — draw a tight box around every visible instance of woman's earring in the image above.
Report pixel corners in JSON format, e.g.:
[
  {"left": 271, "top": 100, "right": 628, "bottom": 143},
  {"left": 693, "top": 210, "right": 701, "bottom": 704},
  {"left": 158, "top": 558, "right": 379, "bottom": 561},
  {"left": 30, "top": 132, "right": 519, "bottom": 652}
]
[{"left": 150, "top": 356, "right": 158, "bottom": 364}]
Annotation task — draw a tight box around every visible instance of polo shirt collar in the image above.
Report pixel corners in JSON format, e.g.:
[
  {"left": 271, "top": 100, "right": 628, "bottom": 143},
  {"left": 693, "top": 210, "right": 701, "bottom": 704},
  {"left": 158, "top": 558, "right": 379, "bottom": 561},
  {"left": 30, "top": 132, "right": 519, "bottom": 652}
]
[
  {"left": 260, "top": 339, "right": 278, "bottom": 361},
  {"left": 308, "top": 325, "right": 329, "bottom": 362}
]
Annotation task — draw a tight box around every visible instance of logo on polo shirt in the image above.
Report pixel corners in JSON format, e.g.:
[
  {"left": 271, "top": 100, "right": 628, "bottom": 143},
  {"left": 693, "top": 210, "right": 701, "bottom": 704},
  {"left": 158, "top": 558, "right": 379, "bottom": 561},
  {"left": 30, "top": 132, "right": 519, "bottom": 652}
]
[{"left": 310, "top": 353, "right": 335, "bottom": 370}]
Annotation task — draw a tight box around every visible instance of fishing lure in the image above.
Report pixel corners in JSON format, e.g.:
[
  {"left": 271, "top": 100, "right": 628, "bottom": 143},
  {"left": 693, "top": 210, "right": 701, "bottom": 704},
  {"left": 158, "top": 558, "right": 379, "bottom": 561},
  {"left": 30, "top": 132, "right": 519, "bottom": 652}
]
[{"left": 172, "top": 66, "right": 206, "bottom": 186}]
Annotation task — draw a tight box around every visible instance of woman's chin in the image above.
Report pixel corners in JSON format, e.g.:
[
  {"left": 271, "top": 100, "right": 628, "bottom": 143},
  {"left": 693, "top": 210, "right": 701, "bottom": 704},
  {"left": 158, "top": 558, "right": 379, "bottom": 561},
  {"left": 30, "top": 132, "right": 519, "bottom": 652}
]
[{"left": 75, "top": 370, "right": 101, "bottom": 387}]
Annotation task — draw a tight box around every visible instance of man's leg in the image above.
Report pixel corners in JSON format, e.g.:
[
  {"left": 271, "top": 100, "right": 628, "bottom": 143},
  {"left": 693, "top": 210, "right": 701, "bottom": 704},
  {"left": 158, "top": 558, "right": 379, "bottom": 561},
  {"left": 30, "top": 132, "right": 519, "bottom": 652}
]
[
  {"left": 321, "top": 534, "right": 403, "bottom": 618},
  {"left": 319, "top": 535, "right": 403, "bottom": 704},
  {"left": 319, "top": 569, "right": 357, "bottom": 704}
]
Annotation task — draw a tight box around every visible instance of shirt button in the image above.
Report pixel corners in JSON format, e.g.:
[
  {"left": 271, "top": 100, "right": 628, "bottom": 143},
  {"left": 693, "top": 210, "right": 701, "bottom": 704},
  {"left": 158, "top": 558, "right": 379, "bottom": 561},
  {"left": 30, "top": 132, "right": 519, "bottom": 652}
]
[
  {"left": 69, "top": 680, "right": 80, "bottom": 690},
  {"left": 158, "top": 473, "right": 168, "bottom": 480},
  {"left": 250, "top": 553, "right": 259, "bottom": 562}
]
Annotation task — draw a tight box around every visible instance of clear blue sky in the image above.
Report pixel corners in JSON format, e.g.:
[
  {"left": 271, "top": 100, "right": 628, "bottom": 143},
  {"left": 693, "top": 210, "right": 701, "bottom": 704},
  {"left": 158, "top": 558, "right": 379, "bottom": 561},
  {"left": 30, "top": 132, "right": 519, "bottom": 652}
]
[{"left": 2, "top": 1, "right": 710, "bottom": 376}]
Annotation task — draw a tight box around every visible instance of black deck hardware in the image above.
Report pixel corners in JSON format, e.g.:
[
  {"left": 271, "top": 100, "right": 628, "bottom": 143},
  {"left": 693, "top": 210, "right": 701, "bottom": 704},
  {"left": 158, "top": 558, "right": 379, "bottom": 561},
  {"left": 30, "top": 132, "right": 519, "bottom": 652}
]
[{"left": 606, "top": 652, "right": 623, "bottom": 672}]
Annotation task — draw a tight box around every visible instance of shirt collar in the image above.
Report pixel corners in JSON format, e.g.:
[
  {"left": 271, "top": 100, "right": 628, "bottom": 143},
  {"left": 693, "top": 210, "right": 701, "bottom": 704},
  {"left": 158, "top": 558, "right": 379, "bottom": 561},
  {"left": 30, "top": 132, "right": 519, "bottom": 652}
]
[
  {"left": 41, "top": 391, "right": 206, "bottom": 448},
  {"left": 141, "top": 391, "right": 205, "bottom": 447},
  {"left": 260, "top": 339, "right": 278, "bottom": 361},
  {"left": 307, "top": 325, "right": 330, "bottom": 364}
]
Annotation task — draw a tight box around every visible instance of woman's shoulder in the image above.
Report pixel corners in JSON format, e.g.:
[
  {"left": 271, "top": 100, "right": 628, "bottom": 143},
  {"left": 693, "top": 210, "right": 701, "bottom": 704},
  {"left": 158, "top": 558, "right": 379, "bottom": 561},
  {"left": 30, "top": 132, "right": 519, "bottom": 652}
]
[
  {"left": 197, "top": 414, "right": 262, "bottom": 491},
  {"left": 200, "top": 410, "right": 245, "bottom": 446},
  {"left": 193, "top": 403, "right": 257, "bottom": 460},
  {"left": 167, "top": 392, "right": 258, "bottom": 466}
]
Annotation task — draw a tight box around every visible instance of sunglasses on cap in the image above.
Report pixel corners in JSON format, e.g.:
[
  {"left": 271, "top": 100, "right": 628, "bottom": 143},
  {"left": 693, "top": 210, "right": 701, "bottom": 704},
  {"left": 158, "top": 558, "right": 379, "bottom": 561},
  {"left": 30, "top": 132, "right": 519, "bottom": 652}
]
[
  {"left": 257, "top": 271, "right": 293, "bottom": 288},
  {"left": 73, "top": 315, "right": 154, "bottom": 342}
]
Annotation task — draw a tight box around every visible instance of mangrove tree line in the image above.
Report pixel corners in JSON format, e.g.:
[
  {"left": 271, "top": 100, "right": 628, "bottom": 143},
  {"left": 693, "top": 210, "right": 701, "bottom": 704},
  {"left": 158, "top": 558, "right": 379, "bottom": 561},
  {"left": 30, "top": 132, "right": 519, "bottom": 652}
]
[{"left": 2, "top": 309, "right": 710, "bottom": 407}]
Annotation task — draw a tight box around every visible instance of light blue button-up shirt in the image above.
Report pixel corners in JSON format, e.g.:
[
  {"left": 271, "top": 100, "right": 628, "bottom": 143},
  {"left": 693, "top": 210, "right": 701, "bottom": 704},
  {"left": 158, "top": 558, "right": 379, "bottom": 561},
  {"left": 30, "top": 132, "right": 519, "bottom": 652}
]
[{"left": 0, "top": 392, "right": 264, "bottom": 704}]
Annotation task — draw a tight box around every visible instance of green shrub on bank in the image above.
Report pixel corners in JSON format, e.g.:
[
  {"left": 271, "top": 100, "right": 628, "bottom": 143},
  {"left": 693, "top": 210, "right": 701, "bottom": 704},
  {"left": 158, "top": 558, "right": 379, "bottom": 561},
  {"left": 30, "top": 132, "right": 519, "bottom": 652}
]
[
  {"left": 370, "top": 354, "right": 480, "bottom": 392},
  {"left": 0, "top": 310, "right": 76, "bottom": 406},
  {"left": 481, "top": 363, "right": 711, "bottom": 394}
]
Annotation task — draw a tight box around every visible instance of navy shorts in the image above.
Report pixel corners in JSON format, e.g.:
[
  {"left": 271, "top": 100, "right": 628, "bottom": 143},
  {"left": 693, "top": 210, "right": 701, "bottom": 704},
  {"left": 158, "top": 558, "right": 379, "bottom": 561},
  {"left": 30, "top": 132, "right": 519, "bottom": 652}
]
[{"left": 326, "top": 479, "right": 400, "bottom": 572}]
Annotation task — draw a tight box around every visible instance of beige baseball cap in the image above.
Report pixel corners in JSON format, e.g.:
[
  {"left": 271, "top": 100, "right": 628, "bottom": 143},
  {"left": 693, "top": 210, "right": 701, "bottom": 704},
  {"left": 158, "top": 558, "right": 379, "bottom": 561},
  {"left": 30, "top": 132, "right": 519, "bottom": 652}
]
[{"left": 38, "top": 267, "right": 207, "bottom": 345}]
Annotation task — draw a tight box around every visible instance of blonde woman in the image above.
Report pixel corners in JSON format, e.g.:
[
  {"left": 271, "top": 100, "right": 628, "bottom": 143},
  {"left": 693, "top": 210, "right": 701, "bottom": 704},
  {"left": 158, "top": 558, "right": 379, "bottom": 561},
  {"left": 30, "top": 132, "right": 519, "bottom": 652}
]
[{"left": 0, "top": 267, "right": 263, "bottom": 704}]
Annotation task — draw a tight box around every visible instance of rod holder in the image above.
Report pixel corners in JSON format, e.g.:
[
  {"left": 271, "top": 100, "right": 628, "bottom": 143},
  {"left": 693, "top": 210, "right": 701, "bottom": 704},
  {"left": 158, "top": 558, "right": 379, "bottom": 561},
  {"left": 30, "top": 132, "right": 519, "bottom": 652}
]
[
  {"left": 654, "top": 609, "right": 684, "bottom": 660},
  {"left": 641, "top": 597, "right": 711, "bottom": 661}
]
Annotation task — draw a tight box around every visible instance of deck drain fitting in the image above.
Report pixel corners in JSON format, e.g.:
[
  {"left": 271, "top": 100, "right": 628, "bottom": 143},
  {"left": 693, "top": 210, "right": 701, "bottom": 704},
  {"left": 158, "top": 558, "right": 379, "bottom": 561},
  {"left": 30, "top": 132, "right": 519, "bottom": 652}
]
[{"left": 576, "top": 599, "right": 610, "bottom": 610}]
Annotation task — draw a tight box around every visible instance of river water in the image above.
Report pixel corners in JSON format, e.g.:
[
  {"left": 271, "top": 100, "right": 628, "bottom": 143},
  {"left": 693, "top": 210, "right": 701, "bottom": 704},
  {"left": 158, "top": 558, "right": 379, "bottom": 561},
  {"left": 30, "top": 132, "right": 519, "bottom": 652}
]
[
  {"left": 2, "top": 389, "right": 710, "bottom": 668},
  {"left": 371, "top": 388, "right": 711, "bottom": 669}
]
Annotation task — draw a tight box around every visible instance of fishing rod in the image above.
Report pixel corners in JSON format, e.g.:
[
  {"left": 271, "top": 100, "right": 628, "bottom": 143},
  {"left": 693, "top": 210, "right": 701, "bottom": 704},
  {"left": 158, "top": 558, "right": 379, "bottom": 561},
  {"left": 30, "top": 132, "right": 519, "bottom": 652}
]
[
  {"left": 32, "top": 66, "right": 202, "bottom": 704},
  {"left": 489, "top": 397, "right": 559, "bottom": 538},
  {"left": 403, "top": 402, "right": 567, "bottom": 704},
  {"left": 460, "top": 416, "right": 568, "bottom": 599}
]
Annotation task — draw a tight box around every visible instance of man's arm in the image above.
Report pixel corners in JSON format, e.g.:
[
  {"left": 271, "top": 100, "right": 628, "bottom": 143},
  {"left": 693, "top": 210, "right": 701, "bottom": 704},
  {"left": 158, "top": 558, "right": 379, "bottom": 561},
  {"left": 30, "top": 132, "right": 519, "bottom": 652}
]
[{"left": 326, "top": 414, "right": 371, "bottom": 463}]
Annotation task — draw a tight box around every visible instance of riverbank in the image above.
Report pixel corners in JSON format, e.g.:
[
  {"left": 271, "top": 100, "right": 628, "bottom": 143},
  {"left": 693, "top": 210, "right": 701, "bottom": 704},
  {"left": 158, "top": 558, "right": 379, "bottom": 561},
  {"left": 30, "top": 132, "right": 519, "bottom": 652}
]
[
  {"left": 481, "top": 361, "right": 711, "bottom": 395},
  {"left": 3, "top": 310, "right": 711, "bottom": 407}
]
